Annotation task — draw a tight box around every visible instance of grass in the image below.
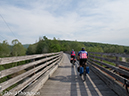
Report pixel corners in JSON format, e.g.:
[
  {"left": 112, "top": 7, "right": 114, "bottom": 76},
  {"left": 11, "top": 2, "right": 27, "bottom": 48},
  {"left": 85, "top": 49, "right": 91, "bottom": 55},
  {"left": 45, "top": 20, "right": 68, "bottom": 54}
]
[
  {"left": 90, "top": 56, "right": 116, "bottom": 67},
  {"left": 0, "top": 60, "right": 30, "bottom": 71},
  {"left": 102, "top": 60, "right": 116, "bottom": 66},
  {"left": 103, "top": 55, "right": 116, "bottom": 60}
]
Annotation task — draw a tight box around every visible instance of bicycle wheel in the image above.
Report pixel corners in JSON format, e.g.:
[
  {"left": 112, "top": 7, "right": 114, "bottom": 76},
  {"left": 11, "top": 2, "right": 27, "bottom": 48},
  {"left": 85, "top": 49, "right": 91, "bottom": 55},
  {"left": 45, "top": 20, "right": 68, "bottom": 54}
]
[
  {"left": 83, "top": 65, "right": 86, "bottom": 81},
  {"left": 72, "top": 60, "right": 74, "bottom": 67}
]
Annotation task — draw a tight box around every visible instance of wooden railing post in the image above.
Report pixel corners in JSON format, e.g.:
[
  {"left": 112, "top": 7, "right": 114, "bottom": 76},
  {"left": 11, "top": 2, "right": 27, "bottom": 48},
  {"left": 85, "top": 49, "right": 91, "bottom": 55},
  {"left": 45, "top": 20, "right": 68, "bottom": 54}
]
[
  {"left": 116, "top": 56, "right": 119, "bottom": 67},
  {"left": 115, "top": 56, "right": 119, "bottom": 74},
  {"left": 93, "top": 53, "right": 95, "bottom": 59},
  {"left": 100, "top": 54, "right": 103, "bottom": 66},
  {"left": 46, "top": 55, "right": 47, "bottom": 66},
  {"left": 33, "top": 59, "right": 35, "bottom": 75}
]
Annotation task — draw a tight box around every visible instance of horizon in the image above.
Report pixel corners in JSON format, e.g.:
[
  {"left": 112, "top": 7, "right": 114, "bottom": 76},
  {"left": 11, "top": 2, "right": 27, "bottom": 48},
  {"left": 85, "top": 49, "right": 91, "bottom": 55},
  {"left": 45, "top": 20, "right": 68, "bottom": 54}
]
[{"left": 4, "top": 37, "right": 129, "bottom": 47}]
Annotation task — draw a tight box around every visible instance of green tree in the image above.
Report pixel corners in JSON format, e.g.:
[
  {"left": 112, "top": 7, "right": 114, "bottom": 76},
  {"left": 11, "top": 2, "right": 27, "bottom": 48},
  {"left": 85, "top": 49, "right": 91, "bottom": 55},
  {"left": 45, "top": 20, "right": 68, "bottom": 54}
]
[
  {"left": 36, "top": 40, "right": 49, "bottom": 54},
  {"left": 69, "top": 41, "right": 85, "bottom": 51},
  {"left": 26, "top": 44, "right": 37, "bottom": 55},
  {"left": 49, "top": 37, "right": 61, "bottom": 52},
  {"left": 87, "top": 46, "right": 103, "bottom": 52},
  {"left": 0, "top": 40, "right": 10, "bottom": 57},
  {"left": 11, "top": 39, "right": 26, "bottom": 56},
  {"left": 115, "top": 46, "right": 124, "bottom": 53}
]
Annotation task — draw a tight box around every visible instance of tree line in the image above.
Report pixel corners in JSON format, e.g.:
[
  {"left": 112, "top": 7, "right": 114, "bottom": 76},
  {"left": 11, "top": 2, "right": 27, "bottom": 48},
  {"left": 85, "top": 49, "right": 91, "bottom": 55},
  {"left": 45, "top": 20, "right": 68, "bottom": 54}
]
[
  {"left": 0, "top": 36, "right": 129, "bottom": 58},
  {"left": 27, "top": 36, "right": 129, "bottom": 55}
]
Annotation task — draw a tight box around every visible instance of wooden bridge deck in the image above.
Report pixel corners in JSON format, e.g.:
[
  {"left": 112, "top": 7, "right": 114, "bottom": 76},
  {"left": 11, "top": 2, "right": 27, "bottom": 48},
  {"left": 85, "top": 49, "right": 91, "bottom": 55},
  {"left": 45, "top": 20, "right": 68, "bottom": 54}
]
[{"left": 36, "top": 54, "right": 118, "bottom": 96}]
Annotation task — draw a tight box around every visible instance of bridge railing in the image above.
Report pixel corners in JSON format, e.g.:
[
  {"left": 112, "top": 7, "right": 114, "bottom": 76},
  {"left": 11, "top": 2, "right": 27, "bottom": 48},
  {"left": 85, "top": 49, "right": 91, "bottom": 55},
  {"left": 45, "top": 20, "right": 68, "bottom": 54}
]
[
  {"left": 0, "top": 52, "right": 63, "bottom": 96},
  {"left": 88, "top": 52, "right": 129, "bottom": 96}
]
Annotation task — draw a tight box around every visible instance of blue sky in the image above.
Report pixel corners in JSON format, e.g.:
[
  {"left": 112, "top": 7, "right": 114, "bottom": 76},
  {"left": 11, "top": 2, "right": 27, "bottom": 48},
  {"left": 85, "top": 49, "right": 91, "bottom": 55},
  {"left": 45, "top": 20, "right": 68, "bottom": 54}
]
[{"left": 0, "top": 0, "right": 129, "bottom": 46}]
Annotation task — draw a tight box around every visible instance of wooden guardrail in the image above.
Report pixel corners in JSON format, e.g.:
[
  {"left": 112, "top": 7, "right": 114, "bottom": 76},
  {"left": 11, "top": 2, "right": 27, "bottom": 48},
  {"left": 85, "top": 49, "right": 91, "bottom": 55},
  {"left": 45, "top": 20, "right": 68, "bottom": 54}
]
[
  {"left": 0, "top": 52, "right": 63, "bottom": 96},
  {"left": 88, "top": 52, "right": 129, "bottom": 96}
]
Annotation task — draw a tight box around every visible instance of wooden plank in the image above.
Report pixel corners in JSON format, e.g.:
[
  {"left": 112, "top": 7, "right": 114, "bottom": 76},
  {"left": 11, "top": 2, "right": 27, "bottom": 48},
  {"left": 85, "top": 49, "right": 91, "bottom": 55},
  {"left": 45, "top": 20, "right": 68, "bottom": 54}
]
[
  {"left": 88, "top": 62, "right": 127, "bottom": 96},
  {"left": 3, "top": 52, "right": 63, "bottom": 96},
  {"left": 0, "top": 52, "right": 60, "bottom": 65},
  {"left": 20, "top": 63, "right": 59, "bottom": 96},
  {"left": 119, "top": 65, "right": 129, "bottom": 71},
  {"left": 89, "top": 58, "right": 129, "bottom": 77},
  {"left": 21, "top": 54, "right": 64, "bottom": 96},
  {"left": 90, "top": 55, "right": 129, "bottom": 68},
  {"left": 0, "top": 55, "right": 43, "bottom": 65},
  {"left": 88, "top": 60, "right": 129, "bottom": 84},
  {"left": 6, "top": 60, "right": 60, "bottom": 96},
  {"left": 0, "top": 55, "right": 59, "bottom": 78},
  {"left": 0, "top": 57, "right": 59, "bottom": 92}
]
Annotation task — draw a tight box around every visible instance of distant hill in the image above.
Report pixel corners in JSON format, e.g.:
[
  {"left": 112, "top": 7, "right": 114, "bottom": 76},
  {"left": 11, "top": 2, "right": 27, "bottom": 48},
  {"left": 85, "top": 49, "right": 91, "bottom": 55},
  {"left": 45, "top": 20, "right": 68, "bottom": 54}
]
[
  {"left": 26, "top": 36, "right": 129, "bottom": 55},
  {"left": 23, "top": 44, "right": 30, "bottom": 49}
]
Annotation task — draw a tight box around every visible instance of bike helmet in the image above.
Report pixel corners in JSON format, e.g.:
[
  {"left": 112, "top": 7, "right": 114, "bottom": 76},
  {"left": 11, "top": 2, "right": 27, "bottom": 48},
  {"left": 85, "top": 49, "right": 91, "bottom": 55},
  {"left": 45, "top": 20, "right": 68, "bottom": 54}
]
[{"left": 82, "top": 47, "right": 85, "bottom": 51}]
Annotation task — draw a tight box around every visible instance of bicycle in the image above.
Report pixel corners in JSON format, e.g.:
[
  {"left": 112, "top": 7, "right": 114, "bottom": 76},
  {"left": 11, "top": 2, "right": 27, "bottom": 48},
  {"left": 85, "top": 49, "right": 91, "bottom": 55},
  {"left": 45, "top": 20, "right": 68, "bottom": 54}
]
[
  {"left": 81, "top": 62, "right": 87, "bottom": 80},
  {"left": 79, "top": 61, "right": 89, "bottom": 81},
  {"left": 71, "top": 57, "right": 76, "bottom": 67}
]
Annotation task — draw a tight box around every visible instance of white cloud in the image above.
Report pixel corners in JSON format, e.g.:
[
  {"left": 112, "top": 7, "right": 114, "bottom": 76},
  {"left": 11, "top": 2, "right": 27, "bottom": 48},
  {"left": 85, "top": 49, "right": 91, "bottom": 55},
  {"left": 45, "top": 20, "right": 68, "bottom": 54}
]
[{"left": 0, "top": 0, "right": 129, "bottom": 46}]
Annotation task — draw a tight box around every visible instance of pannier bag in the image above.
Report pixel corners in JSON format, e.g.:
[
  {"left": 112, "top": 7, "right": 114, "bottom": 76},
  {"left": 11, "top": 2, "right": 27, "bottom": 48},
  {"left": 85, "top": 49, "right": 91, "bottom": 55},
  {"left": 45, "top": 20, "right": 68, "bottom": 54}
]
[{"left": 86, "top": 66, "right": 89, "bottom": 74}]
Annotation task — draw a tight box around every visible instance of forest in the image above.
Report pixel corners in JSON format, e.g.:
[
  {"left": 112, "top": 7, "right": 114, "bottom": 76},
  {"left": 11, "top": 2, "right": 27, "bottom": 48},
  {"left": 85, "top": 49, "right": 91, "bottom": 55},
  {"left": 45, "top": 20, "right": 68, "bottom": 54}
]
[{"left": 0, "top": 36, "right": 129, "bottom": 58}]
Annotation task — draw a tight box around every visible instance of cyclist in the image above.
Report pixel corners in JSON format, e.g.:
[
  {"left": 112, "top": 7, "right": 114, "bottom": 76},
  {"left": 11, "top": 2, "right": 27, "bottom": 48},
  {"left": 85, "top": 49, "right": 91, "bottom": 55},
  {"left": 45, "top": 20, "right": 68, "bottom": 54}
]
[
  {"left": 71, "top": 49, "right": 75, "bottom": 59},
  {"left": 78, "top": 47, "right": 88, "bottom": 76},
  {"left": 70, "top": 49, "right": 76, "bottom": 63}
]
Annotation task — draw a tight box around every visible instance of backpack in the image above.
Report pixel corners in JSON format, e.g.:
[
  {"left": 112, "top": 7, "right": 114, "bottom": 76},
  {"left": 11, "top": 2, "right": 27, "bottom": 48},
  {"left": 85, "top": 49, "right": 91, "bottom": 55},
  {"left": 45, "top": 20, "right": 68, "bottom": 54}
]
[
  {"left": 71, "top": 51, "right": 75, "bottom": 56},
  {"left": 80, "top": 51, "right": 87, "bottom": 59}
]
